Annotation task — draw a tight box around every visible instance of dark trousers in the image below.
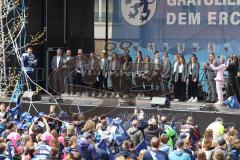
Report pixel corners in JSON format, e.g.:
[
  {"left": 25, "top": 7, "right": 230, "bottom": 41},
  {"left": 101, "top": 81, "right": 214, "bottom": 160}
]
[
  {"left": 227, "top": 77, "right": 240, "bottom": 101},
  {"left": 162, "top": 77, "right": 170, "bottom": 95},
  {"left": 73, "top": 72, "right": 85, "bottom": 94},
  {"left": 64, "top": 69, "right": 73, "bottom": 94},
  {"left": 97, "top": 71, "right": 108, "bottom": 90},
  {"left": 111, "top": 72, "right": 120, "bottom": 93},
  {"left": 121, "top": 75, "right": 132, "bottom": 95},
  {"left": 52, "top": 70, "right": 64, "bottom": 94},
  {"left": 188, "top": 75, "right": 198, "bottom": 98},
  {"left": 152, "top": 71, "right": 161, "bottom": 95},
  {"left": 143, "top": 77, "right": 152, "bottom": 96},
  {"left": 135, "top": 75, "right": 143, "bottom": 90},
  {"left": 21, "top": 71, "right": 35, "bottom": 91},
  {"left": 176, "top": 74, "right": 186, "bottom": 101},
  {"left": 172, "top": 73, "right": 177, "bottom": 98}
]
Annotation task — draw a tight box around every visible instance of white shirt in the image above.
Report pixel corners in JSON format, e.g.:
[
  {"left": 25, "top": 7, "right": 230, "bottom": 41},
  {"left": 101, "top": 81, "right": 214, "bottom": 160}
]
[
  {"left": 112, "top": 61, "right": 116, "bottom": 70},
  {"left": 190, "top": 64, "right": 194, "bottom": 74},
  {"left": 101, "top": 59, "right": 105, "bottom": 69},
  {"left": 173, "top": 62, "right": 178, "bottom": 73},
  {"left": 136, "top": 59, "right": 140, "bottom": 74},
  {"left": 91, "top": 60, "right": 94, "bottom": 69},
  {"left": 57, "top": 56, "right": 61, "bottom": 68},
  {"left": 179, "top": 64, "right": 184, "bottom": 73}
]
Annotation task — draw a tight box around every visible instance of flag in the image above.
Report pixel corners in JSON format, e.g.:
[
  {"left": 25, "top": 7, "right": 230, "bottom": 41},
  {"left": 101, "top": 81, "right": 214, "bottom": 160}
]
[
  {"left": 97, "top": 139, "right": 114, "bottom": 160},
  {"left": 225, "top": 96, "right": 240, "bottom": 109},
  {"left": 10, "top": 80, "right": 22, "bottom": 103},
  {"left": 170, "top": 117, "right": 176, "bottom": 131},
  {"left": 106, "top": 117, "right": 113, "bottom": 126},
  {"left": 8, "top": 95, "right": 22, "bottom": 120},
  {"left": 97, "top": 139, "right": 108, "bottom": 151},
  {"left": 114, "top": 124, "right": 129, "bottom": 145},
  {"left": 135, "top": 140, "right": 147, "bottom": 157},
  {"left": 113, "top": 119, "right": 123, "bottom": 126},
  {"left": 7, "top": 142, "right": 13, "bottom": 160}
]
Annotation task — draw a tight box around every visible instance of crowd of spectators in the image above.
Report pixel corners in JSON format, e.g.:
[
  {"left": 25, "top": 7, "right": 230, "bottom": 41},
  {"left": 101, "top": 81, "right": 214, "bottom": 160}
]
[{"left": 0, "top": 102, "right": 239, "bottom": 160}]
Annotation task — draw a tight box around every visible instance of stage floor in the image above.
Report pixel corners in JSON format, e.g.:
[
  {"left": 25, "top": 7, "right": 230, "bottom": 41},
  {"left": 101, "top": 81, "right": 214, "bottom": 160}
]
[
  {"left": 0, "top": 95, "right": 240, "bottom": 115},
  {"left": 0, "top": 95, "right": 240, "bottom": 133}
]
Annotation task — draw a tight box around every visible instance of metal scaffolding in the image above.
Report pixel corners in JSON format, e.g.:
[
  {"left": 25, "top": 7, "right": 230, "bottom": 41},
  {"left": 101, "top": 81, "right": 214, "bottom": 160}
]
[{"left": 0, "top": 0, "right": 27, "bottom": 95}]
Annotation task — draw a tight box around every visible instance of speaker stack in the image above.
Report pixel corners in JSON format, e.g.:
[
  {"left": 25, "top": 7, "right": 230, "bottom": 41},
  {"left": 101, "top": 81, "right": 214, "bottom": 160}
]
[{"left": 151, "top": 97, "right": 170, "bottom": 108}]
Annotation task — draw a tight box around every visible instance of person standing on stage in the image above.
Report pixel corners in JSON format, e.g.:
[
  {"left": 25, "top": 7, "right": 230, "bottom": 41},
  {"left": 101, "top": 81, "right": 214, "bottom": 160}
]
[
  {"left": 121, "top": 54, "right": 133, "bottom": 99},
  {"left": 110, "top": 52, "right": 121, "bottom": 98},
  {"left": 62, "top": 49, "right": 74, "bottom": 96},
  {"left": 174, "top": 55, "right": 187, "bottom": 101},
  {"left": 142, "top": 55, "right": 153, "bottom": 98},
  {"left": 134, "top": 51, "right": 144, "bottom": 99},
  {"left": 85, "top": 52, "right": 100, "bottom": 97},
  {"left": 21, "top": 46, "right": 38, "bottom": 91},
  {"left": 208, "top": 56, "right": 226, "bottom": 105},
  {"left": 51, "top": 48, "right": 65, "bottom": 94},
  {"left": 73, "top": 49, "right": 86, "bottom": 96},
  {"left": 172, "top": 54, "right": 180, "bottom": 100},
  {"left": 204, "top": 53, "right": 218, "bottom": 103},
  {"left": 187, "top": 54, "right": 200, "bottom": 103},
  {"left": 226, "top": 54, "right": 239, "bottom": 101},
  {"left": 161, "top": 52, "right": 172, "bottom": 95},
  {"left": 152, "top": 51, "right": 162, "bottom": 94},
  {"left": 97, "top": 50, "right": 109, "bottom": 98}
]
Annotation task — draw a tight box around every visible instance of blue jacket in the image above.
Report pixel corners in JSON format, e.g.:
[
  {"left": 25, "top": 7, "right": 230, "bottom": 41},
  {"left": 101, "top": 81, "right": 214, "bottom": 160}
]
[
  {"left": 77, "top": 139, "right": 98, "bottom": 160},
  {"left": 143, "top": 149, "right": 169, "bottom": 160},
  {"left": 159, "top": 144, "right": 173, "bottom": 154},
  {"left": 115, "top": 149, "right": 137, "bottom": 160},
  {"left": 168, "top": 150, "right": 191, "bottom": 160}
]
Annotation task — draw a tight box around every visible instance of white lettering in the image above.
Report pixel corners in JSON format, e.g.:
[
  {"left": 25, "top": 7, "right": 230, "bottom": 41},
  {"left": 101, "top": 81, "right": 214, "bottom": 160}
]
[
  {"left": 177, "top": 0, "right": 187, "bottom": 6},
  {"left": 230, "top": 12, "right": 240, "bottom": 25},
  {"left": 189, "top": 12, "right": 201, "bottom": 25},
  {"left": 204, "top": 0, "right": 214, "bottom": 5},
  {"left": 208, "top": 12, "right": 217, "bottom": 25},
  {"left": 187, "top": 0, "right": 197, "bottom": 5},
  {"left": 228, "top": 0, "right": 236, "bottom": 5},
  {"left": 219, "top": 12, "right": 228, "bottom": 25},
  {"left": 167, "top": 13, "right": 176, "bottom": 25},
  {"left": 167, "top": 0, "right": 176, "bottom": 6},
  {"left": 215, "top": 0, "right": 222, "bottom": 5},
  {"left": 179, "top": 13, "right": 187, "bottom": 25}
]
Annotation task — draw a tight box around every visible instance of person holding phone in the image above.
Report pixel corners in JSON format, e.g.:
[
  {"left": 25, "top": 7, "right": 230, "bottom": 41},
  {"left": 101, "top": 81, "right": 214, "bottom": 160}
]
[{"left": 21, "top": 46, "right": 38, "bottom": 91}]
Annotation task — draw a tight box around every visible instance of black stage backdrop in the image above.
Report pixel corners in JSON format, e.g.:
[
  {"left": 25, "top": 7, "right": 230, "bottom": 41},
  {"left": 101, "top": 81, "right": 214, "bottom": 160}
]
[{"left": 11, "top": 0, "right": 95, "bottom": 87}]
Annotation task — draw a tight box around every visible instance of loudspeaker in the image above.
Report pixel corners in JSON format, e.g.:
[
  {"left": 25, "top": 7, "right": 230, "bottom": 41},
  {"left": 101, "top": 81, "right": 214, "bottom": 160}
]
[
  {"left": 151, "top": 97, "right": 170, "bottom": 108},
  {"left": 199, "top": 104, "right": 218, "bottom": 111},
  {"left": 49, "top": 96, "right": 63, "bottom": 104},
  {"left": 22, "top": 91, "right": 41, "bottom": 101},
  {"left": 120, "top": 98, "right": 136, "bottom": 106}
]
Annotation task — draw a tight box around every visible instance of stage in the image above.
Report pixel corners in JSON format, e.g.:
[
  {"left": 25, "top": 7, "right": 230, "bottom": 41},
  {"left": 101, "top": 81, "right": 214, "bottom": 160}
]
[{"left": 0, "top": 95, "right": 240, "bottom": 133}]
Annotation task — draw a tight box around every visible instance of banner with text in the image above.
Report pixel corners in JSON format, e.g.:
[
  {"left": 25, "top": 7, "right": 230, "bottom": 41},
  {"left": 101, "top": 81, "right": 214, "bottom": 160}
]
[{"left": 110, "top": 0, "right": 240, "bottom": 63}]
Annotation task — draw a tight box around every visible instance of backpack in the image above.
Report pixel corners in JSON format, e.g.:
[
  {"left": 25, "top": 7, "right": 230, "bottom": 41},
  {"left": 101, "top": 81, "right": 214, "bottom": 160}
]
[
  {"left": 180, "top": 124, "right": 200, "bottom": 146},
  {"left": 163, "top": 125, "right": 176, "bottom": 147}
]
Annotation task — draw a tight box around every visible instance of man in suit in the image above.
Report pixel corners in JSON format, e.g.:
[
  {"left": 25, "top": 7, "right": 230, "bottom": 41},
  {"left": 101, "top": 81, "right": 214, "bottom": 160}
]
[
  {"left": 51, "top": 48, "right": 65, "bottom": 94},
  {"left": 152, "top": 51, "right": 162, "bottom": 94},
  {"left": 61, "top": 49, "right": 74, "bottom": 96},
  {"left": 204, "top": 52, "right": 218, "bottom": 103},
  {"left": 161, "top": 52, "right": 172, "bottom": 95},
  {"left": 73, "top": 49, "right": 86, "bottom": 96},
  {"left": 97, "top": 50, "right": 109, "bottom": 98},
  {"left": 84, "top": 52, "right": 100, "bottom": 97}
]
